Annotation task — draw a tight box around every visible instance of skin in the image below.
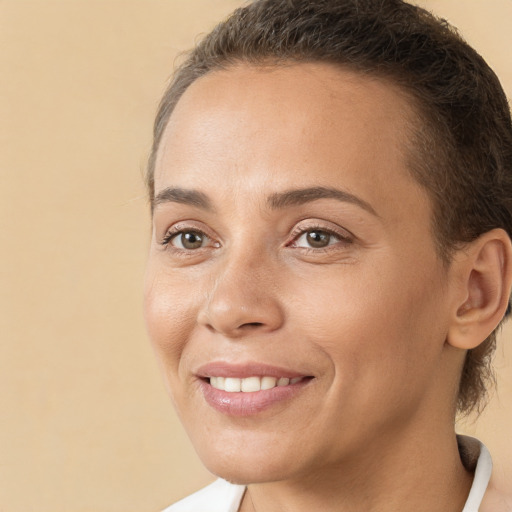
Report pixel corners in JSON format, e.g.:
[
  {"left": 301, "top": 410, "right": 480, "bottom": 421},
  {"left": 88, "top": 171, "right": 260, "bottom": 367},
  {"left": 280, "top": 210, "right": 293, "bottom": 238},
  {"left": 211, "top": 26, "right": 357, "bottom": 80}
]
[{"left": 144, "top": 63, "right": 505, "bottom": 511}]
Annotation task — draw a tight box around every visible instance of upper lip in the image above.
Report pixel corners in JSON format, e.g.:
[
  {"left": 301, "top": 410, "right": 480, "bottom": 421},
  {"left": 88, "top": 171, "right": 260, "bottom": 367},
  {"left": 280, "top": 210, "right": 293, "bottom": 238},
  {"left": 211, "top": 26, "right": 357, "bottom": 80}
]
[{"left": 195, "top": 361, "right": 310, "bottom": 379}]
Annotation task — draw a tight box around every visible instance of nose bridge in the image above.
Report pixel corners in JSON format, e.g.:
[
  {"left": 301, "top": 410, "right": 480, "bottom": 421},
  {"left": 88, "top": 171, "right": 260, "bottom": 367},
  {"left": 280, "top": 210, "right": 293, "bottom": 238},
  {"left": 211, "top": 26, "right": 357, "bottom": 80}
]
[{"left": 199, "top": 241, "right": 284, "bottom": 337}]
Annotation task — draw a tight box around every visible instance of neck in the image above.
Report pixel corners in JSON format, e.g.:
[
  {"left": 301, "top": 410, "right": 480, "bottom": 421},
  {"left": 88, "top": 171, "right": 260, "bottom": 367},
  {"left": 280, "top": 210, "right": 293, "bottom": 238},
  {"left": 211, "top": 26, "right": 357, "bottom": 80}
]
[{"left": 240, "top": 426, "right": 473, "bottom": 512}]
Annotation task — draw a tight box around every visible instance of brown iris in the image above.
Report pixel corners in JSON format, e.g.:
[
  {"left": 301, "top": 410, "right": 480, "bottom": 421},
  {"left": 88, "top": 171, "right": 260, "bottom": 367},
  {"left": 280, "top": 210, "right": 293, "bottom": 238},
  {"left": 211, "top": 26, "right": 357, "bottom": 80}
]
[
  {"left": 306, "top": 230, "right": 331, "bottom": 248},
  {"left": 179, "top": 231, "right": 204, "bottom": 249}
]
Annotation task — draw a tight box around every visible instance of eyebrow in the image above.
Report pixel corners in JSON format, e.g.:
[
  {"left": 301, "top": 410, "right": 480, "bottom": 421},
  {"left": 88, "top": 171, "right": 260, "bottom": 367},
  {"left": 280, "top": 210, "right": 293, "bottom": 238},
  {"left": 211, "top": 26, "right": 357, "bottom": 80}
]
[
  {"left": 153, "top": 187, "right": 213, "bottom": 211},
  {"left": 152, "top": 185, "right": 377, "bottom": 217},
  {"left": 268, "top": 186, "right": 378, "bottom": 216}
]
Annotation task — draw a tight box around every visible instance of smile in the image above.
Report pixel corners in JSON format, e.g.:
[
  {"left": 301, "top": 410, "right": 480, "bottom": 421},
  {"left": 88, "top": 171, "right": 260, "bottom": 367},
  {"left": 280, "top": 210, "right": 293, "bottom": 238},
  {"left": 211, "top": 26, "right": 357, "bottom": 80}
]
[
  {"left": 196, "top": 363, "right": 314, "bottom": 416},
  {"left": 209, "top": 376, "right": 305, "bottom": 392}
]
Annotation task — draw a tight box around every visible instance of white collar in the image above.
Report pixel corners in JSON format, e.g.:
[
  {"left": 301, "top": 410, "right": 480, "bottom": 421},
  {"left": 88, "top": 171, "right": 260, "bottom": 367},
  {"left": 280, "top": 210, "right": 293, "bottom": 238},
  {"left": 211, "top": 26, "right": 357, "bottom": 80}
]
[{"left": 459, "top": 435, "right": 493, "bottom": 512}]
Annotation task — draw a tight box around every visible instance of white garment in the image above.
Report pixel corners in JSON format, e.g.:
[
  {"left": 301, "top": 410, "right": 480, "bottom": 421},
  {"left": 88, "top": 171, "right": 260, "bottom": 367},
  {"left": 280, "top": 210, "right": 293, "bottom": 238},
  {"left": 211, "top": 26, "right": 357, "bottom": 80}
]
[
  {"left": 163, "top": 479, "right": 245, "bottom": 512},
  {"left": 163, "top": 436, "right": 492, "bottom": 512}
]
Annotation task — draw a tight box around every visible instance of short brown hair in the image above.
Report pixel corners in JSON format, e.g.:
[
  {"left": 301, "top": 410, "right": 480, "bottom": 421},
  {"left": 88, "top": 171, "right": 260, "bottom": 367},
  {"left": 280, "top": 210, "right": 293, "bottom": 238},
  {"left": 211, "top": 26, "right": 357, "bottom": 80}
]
[{"left": 147, "top": 0, "right": 512, "bottom": 415}]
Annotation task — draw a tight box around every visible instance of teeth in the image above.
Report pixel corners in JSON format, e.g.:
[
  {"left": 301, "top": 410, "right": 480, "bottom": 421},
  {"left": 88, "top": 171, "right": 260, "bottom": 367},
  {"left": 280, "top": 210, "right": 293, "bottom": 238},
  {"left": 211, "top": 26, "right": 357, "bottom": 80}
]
[
  {"left": 224, "top": 377, "right": 241, "bottom": 392},
  {"left": 261, "top": 376, "right": 277, "bottom": 390},
  {"left": 241, "top": 376, "right": 261, "bottom": 392},
  {"left": 209, "top": 375, "right": 304, "bottom": 392},
  {"left": 210, "top": 376, "right": 225, "bottom": 390}
]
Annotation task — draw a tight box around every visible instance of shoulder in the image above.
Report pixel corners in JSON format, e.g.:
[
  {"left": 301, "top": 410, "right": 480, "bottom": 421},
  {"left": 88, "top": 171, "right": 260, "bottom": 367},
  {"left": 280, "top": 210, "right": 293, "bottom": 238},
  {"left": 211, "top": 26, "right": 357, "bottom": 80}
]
[{"left": 162, "top": 479, "right": 246, "bottom": 512}]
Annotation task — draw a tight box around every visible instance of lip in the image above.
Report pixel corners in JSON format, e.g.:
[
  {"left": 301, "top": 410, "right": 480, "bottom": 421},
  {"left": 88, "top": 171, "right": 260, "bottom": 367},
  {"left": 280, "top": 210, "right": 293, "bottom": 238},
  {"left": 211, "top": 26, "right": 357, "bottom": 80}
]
[
  {"left": 195, "top": 361, "right": 314, "bottom": 417},
  {"left": 199, "top": 378, "right": 312, "bottom": 416},
  {"left": 195, "top": 361, "right": 307, "bottom": 379}
]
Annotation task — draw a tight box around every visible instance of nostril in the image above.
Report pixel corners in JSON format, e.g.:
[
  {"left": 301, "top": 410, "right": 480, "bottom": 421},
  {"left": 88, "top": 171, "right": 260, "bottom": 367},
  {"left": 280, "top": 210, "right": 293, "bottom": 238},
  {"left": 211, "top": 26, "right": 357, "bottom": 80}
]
[{"left": 204, "top": 321, "right": 263, "bottom": 333}]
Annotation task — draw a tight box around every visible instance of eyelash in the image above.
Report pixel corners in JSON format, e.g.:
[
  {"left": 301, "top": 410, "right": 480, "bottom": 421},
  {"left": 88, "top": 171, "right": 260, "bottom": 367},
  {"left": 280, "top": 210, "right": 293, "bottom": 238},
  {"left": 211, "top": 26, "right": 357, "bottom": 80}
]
[
  {"left": 160, "top": 223, "right": 353, "bottom": 252},
  {"left": 287, "top": 224, "right": 353, "bottom": 251},
  {"left": 160, "top": 226, "right": 217, "bottom": 251}
]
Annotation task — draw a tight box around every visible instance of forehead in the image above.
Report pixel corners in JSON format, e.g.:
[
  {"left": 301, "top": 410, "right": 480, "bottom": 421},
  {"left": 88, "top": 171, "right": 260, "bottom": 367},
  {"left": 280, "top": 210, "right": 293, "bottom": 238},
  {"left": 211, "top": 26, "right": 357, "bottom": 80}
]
[{"left": 154, "top": 62, "right": 429, "bottom": 226}]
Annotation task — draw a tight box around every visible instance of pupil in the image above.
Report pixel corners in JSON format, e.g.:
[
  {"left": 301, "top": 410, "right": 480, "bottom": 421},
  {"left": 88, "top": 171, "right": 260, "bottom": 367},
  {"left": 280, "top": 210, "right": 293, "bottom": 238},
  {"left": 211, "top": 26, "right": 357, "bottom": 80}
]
[
  {"left": 182, "top": 232, "right": 203, "bottom": 249},
  {"left": 307, "top": 230, "right": 330, "bottom": 248}
]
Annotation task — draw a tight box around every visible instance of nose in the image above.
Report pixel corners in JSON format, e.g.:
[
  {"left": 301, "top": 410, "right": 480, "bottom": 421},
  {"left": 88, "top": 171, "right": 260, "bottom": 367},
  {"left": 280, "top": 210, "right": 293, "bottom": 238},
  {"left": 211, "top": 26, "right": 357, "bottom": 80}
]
[{"left": 197, "top": 254, "right": 285, "bottom": 338}]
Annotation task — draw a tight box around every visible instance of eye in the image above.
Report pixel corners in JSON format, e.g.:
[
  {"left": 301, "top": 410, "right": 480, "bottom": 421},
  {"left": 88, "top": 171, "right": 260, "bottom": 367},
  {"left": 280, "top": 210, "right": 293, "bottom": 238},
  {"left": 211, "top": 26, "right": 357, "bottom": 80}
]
[
  {"left": 172, "top": 231, "right": 206, "bottom": 249},
  {"left": 294, "top": 229, "right": 340, "bottom": 249},
  {"left": 162, "top": 229, "right": 215, "bottom": 250}
]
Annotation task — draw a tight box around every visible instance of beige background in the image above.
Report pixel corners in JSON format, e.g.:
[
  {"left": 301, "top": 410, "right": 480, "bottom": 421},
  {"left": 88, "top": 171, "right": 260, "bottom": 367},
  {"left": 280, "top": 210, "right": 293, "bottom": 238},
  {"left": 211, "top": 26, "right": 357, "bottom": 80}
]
[{"left": 1, "top": 1, "right": 511, "bottom": 511}]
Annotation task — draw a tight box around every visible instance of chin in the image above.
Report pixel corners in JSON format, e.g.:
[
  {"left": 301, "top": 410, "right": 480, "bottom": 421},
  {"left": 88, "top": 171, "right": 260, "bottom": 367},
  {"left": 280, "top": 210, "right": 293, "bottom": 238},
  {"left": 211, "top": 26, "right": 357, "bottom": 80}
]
[
  {"left": 209, "top": 465, "right": 270, "bottom": 486},
  {"left": 195, "top": 439, "right": 301, "bottom": 485},
  {"left": 206, "top": 461, "right": 289, "bottom": 486}
]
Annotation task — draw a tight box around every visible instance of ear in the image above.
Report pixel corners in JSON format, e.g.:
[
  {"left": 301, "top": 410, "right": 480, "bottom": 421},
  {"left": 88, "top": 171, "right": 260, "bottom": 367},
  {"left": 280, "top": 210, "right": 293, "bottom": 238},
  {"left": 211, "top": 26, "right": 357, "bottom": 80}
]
[{"left": 447, "top": 229, "right": 512, "bottom": 350}]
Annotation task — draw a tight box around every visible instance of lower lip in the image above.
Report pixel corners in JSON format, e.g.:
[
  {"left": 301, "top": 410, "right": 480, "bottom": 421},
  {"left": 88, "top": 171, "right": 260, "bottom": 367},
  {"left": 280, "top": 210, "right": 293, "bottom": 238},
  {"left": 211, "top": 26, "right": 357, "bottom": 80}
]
[{"left": 199, "top": 379, "right": 311, "bottom": 417}]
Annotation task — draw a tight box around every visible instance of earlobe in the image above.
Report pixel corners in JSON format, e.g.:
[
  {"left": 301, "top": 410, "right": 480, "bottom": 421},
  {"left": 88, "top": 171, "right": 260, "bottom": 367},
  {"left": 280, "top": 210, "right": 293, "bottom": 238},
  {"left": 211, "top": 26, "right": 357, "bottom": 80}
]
[{"left": 447, "top": 229, "right": 512, "bottom": 350}]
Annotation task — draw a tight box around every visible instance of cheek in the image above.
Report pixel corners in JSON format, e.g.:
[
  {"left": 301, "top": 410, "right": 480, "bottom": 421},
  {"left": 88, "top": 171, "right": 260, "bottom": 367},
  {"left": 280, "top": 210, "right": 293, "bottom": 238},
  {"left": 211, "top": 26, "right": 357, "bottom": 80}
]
[
  {"left": 288, "top": 262, "right": 448, "bottom": 438},
  {"left": 290, "top": 256, "right": 447, "bottom": 383},
  {"left": 143, "top": 267, "right": 200, "bottom": 374}
]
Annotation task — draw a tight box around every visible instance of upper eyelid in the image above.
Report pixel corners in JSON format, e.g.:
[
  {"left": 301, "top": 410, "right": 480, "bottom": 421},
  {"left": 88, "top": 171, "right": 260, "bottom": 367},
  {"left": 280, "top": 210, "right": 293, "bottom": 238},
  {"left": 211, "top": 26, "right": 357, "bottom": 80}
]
[
  {"left": 289, "top": 230, "right": 348, "bottom": 249},
  {"left": 289, "top": 221, "right": 354, "bottom": 241},
  {"left": 160, "top": 223, "right": 215, "bottom": 246},
  {"left": 161, "top": 220, "right": 215, "bottom": 237},
  {"left": 163, "top": 228, "right": 208, "bottom": 242}
]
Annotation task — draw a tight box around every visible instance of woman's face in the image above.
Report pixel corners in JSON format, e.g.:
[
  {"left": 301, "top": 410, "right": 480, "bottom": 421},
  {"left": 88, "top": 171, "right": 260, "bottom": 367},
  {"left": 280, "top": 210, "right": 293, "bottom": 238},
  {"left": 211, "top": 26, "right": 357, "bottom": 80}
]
[{"left": 144, "top": 63, "right": 459, "bottom": 483}]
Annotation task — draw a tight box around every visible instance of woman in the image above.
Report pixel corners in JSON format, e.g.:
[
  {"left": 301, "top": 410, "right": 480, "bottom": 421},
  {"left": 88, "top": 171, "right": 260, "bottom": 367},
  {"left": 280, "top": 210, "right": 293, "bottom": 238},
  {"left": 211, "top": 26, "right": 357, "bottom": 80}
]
[{"left": 144, "top": 0, "right": 512, "bottom": 510}]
